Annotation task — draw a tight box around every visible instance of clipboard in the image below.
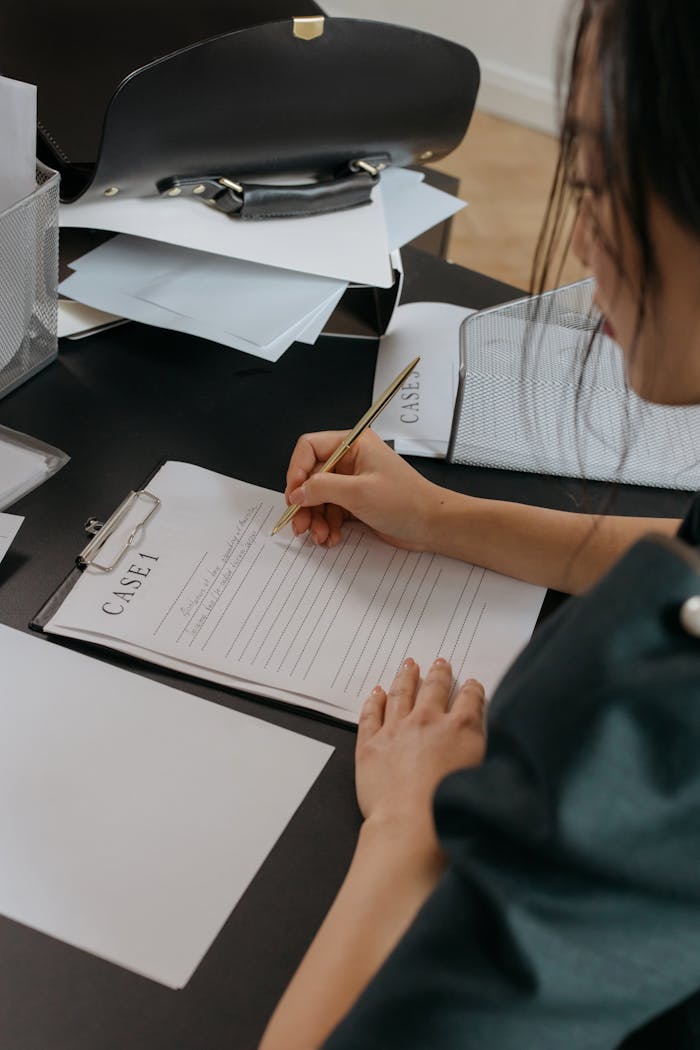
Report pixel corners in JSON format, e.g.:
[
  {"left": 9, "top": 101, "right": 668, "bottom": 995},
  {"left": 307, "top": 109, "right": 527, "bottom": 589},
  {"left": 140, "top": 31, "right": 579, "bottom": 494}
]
[
  {"left": 30, "top": 458, "right": 546, "bottom": 725},
  {"left": 28, "top": 458, "right": 362, "bottom": 728},
  {"left": 30, "top": 462, "right": 163, "bottom": 634}
]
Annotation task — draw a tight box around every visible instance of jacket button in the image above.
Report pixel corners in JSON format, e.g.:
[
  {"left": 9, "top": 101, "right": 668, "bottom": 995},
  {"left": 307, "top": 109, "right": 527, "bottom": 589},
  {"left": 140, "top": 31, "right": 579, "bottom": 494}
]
[{"left": 680, "top": 596, "right": 700, "bottom": 637}]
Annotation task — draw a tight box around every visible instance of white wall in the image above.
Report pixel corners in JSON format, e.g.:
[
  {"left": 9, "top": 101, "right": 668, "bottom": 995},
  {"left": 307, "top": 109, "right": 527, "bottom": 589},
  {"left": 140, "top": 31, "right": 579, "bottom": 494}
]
[{"left": 321, "top": 0, "right": 572, "bottom": 133}]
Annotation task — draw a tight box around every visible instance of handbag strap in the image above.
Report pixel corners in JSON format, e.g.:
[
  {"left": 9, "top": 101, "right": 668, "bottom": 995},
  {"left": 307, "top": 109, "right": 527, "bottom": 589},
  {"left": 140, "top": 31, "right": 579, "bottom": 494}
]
[{"left": 156, "top": 161, "right": 380, "bottom": 219}]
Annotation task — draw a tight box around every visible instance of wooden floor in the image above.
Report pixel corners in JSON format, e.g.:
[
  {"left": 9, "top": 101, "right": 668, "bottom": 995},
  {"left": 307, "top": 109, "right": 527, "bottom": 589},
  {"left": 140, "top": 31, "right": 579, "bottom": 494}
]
[{"left": 430, "top": 110, "right": 589, "bottom": 291}]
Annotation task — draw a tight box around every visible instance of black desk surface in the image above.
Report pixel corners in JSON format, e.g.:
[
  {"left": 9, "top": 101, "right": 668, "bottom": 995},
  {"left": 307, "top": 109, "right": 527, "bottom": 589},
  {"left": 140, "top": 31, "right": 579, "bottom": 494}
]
[{"left": 0, "top": 247, "right": 693, "bottom": 1050}]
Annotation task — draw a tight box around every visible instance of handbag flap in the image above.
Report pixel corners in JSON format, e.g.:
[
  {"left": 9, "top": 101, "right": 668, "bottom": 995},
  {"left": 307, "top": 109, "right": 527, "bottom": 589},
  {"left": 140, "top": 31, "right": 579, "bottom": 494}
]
[
  {"left": 24, "top": 17, "right": 478, "bottom": 204},
  {"left": 0, "top": 1, "right": 323, "bottom": 180}
]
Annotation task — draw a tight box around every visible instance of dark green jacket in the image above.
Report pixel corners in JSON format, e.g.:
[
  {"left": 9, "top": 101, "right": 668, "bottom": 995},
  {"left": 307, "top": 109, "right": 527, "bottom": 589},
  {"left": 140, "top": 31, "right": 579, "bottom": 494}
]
[{"left": 325, "top": 498, "right": 700, "bottom": 1049}]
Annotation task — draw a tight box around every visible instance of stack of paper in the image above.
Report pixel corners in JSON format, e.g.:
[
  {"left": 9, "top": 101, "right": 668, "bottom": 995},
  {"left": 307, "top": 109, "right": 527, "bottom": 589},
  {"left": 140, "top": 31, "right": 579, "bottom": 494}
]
[
  {"left": 60, "top": 238, "right": 347, "bottom": 360},
  {"left": 58, "top": 168, "right": 466, "bottom": 359}
]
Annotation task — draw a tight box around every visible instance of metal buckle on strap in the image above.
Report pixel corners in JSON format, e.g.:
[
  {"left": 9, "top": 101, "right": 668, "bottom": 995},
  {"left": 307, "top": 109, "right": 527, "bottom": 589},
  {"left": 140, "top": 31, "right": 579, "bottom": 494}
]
[
  {"left": 217, "top": 177, "right": 243, "bottom": 195},
  {"left": 351, "top": 159, "right": 380, "bottom": 178},
  {"left": 156, "top": 174, "right": 243, "bottom": 205}
]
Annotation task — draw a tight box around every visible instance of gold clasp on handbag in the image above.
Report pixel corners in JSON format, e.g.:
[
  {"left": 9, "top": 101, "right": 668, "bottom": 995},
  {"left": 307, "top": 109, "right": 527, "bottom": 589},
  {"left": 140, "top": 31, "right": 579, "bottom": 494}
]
[{"left": 293, "top": 16, "right": 324, "bottom": 41}]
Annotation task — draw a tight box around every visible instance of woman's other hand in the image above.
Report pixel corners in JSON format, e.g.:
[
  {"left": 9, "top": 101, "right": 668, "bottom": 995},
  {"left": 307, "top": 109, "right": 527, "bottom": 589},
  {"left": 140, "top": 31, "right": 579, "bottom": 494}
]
[{"left": 356, "top": 657, "right": 486, "bottom": 860}]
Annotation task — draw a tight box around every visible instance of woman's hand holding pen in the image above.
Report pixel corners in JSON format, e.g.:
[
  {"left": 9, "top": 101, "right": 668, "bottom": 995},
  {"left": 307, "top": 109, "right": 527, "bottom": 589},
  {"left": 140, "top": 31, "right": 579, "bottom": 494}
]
[
  {"left": 285, "top": 428, "right": 440, "bottom": 549},
  {"left": 284, "top": 427, "right": 669, "bottom": 594}
]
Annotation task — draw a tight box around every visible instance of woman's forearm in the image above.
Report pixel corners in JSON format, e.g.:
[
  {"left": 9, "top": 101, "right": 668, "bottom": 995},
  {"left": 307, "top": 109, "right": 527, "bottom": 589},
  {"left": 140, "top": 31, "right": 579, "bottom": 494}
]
[
  {"left": 259, "top": 816, "right": 444, "bottom": 1050},
  {"left": 427, "top": 488, "right": 679, "bottom": 594}
]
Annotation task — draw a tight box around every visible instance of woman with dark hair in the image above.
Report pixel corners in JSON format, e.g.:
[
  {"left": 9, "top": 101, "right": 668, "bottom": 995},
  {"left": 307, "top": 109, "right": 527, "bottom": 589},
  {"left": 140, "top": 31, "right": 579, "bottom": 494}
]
[{"left": 260, "top": 1, "right": 700, "bottom": 1047}]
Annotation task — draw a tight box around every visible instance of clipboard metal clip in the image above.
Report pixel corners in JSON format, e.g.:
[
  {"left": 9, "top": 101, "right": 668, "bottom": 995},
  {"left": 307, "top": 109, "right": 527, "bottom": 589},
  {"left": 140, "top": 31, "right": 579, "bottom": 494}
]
[{"left": 78, "top": 489, "right": 160, "bottom": 572}]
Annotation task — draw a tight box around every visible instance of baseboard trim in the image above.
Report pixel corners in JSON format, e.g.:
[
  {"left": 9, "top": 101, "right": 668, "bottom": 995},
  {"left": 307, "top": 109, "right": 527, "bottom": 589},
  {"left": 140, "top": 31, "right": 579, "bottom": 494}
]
[{"left": 477, "top": 60, "right": 559, "bottom": 135}]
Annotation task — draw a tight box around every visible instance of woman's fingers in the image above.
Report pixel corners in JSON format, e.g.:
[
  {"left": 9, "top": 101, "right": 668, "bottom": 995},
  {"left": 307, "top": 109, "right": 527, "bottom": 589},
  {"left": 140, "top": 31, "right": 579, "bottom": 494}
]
[
  {"left": 361, "top": 661, "right": 483, "bottom": 732},
  {"left": 309, "top": 506, "right": 330, "bottom": 544},
  {"left": 413, "top": 658, "right": 453, "bottom": 714},
  {"left": 290, "top": 502, "right": 345, "bottom": 544},
  {"left": 384, "top": 658, "right": 420, "bottom": 724},
  {"left": 284, "top": 432, "right": 361, "bottom": 543},
  {"left": 285, "top": 462, "right": 309, "bottom": 496},
  {"left": 285, "top": 431, "right": 352, "bottom": 494},
  {"left": 291, "top": 507, "right": 312, "bottom": 536},
  {"left": 450, "top": 677, "right": 486, "bottom": 730},
  {"left": 325, "top": 503, "right": 346, "bottom": 546},
  {"left": 357, "top": 685, "right": 386, "bottom": 750}
]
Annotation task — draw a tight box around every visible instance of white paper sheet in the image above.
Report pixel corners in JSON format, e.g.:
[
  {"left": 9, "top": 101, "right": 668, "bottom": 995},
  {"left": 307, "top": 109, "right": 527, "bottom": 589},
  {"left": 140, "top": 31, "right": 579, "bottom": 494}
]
[
  {"left": 46, "top": 462, "right": 545, "bottom": 719},
  {"left": 296, "top": 286, "right": 347, "bottom": 344},
  {"left": 59, "top": 187, "right": 394, "bottom": 288},
  {"left": 59, "top": 274, "right": 337, "bottom": 360},
  {"left": 0, "top": 75, "right": 36, "bottom": 214},
  {"left": 391, "top": 438, "right": 453, "bottom": 460},
  {"left": 0, "top": 512, "right": 23, "bottom": 564},
  {"left": 67, "top": 235, "right": 346, "bottom": 345},
  {"left": 372, "top": 302, "right": 475, "bottom": 458},
  {"left": 58, "top": 300, "right": 124, "bottom": 339},
  {"left": 138, "top": 250, "right": 344, "bottom": 344},
  {"left": 60, "top": 236, "right": 348, "bottom": 358},
  {"left": 0, "top": 624, "right": 332, "bottom": 987},
  {"left": 380, "top": 168, "right": 467, "bottom": 251}
]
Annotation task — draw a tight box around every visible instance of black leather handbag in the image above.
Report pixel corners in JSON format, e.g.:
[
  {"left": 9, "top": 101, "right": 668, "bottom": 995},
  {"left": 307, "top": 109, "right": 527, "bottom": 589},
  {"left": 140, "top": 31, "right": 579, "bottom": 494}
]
[{"left": 1, "top": 4, "right": 479, "bottom": 220}]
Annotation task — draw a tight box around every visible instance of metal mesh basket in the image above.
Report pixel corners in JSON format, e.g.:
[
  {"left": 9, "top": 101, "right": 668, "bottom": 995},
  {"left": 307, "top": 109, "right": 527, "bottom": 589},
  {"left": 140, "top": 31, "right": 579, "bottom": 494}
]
[
  {"left": 0, "top": 163, "right": 59, "bottom": 399},
  {"left": 447, "top": 278, "right": 700, "bottom": 490}
]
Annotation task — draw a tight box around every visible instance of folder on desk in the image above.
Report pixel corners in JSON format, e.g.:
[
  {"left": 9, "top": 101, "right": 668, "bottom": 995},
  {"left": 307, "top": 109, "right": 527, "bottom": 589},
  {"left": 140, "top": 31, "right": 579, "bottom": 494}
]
[{"left": 31, "top": 460, "right": 545, "bottom": 724}]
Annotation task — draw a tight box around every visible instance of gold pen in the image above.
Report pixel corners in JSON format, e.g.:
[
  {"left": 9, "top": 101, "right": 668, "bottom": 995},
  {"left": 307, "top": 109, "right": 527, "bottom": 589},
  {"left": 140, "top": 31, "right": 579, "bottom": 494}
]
[{"left": 271, "top": 355, "right": 421, "bottom": 536}]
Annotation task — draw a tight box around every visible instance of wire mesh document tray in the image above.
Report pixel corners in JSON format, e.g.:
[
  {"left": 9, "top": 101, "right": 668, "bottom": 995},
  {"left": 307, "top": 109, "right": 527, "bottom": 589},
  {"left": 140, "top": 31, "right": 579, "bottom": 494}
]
[
  {"left": 447, "top": 278, "right": 700, "bottom": 490},
  {"left": 0, "top": 164, "right": 59, "bottom": 399}
]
